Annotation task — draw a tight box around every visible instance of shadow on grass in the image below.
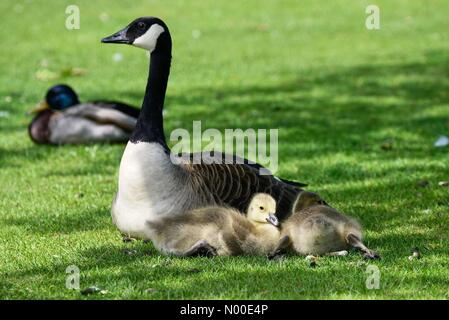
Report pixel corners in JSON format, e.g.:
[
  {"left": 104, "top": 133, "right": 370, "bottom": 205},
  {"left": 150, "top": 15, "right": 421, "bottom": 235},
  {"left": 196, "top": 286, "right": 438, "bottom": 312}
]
[
  {"left": 4, "top": 209, "right": 111, "bottom": 235},
  {"left": 0, "top": 145, "right": 55, "bottom": 167},
  {"left": 4, "top": 51, "right": 448, "bottom": 174},
  {"left": 159, "top": 50, "right": 449, "bottom": 157},
  {"left": 2, "top": 51, "right": 449, "bottom": 299},
  {"left": 4, "top": 241, "right": 449, "bottom": 299}
]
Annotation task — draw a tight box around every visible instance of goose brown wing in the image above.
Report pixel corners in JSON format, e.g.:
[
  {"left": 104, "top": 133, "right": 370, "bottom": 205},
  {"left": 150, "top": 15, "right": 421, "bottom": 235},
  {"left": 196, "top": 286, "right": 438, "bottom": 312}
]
[{"left": 181, "top": 152, "right": 303, "bottom": 220}]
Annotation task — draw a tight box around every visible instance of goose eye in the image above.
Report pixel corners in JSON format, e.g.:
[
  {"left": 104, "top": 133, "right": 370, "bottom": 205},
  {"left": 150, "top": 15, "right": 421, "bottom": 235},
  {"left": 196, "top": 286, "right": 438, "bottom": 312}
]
[
  {"left": 137, "top": 22, "right": 146, "bottom": 30},
  {"left": 259, "top": 206, "right": 264, "bottom": 211}
]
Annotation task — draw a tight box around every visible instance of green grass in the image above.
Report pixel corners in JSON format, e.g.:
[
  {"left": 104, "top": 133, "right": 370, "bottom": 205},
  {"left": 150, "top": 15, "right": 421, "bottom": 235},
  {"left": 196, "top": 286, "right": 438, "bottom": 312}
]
[{"left": 1, "top": 0, "right": 449, "bottom": 299}]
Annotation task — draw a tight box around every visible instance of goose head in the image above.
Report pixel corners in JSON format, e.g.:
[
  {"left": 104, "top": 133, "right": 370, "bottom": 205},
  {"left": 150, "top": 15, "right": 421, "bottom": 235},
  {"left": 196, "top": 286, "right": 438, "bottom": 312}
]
[
  {"left": 247, "top": 193, "right": 279, "bottom": 227},
  {"left": 29, "top": 84, "right": 80, "bottom": 114},
  {"left": 101, "top": 17, "right": 170, "bottom": 53}
]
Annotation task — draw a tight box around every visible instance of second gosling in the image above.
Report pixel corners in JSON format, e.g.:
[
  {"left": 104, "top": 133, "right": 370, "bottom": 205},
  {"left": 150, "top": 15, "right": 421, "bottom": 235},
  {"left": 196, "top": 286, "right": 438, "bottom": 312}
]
[
  {"left": 146, "top": 193, "right": 280, "bottom": 257},
  {"left": 269, "top": 192, "right": 379, "bottom": 260}
]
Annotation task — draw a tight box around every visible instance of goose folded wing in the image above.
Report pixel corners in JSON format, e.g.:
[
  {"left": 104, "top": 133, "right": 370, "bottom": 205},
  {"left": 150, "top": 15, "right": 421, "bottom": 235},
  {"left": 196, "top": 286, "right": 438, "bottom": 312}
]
[
  {"left": 180, "top": 151, "right": 303, "bottom": 220},
  {"left": 235, "top": 160, "right": 307, "bottom": 188}
]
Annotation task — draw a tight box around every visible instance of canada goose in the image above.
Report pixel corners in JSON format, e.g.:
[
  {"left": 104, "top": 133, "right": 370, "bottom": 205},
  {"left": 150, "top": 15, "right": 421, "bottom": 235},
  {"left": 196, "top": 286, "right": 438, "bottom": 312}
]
[
  {"left": 102, "top": 17, "right": 306, "bottom": 240},
  {"left": 268, "top": 192, "right": 379, "bottom": 259},
  {"left": 28, "top": 84, "right": 140, "bottom": 144},
  {"left": 146, "top": 193, "right": 280, "bottom": 256}
]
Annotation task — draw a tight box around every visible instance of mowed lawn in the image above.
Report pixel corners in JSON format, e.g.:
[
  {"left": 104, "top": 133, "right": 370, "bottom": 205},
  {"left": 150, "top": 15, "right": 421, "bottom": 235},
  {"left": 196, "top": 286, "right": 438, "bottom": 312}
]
[{"left": 1, "top": 0, "right": 449, "bottom": 299}]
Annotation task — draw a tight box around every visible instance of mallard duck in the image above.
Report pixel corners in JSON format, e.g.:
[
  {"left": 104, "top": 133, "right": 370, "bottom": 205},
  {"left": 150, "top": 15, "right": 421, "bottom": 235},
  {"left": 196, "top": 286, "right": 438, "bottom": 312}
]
[
  {"left": 102, "top": 17, "right": 306, "bottom": 240},
  {"left": 28, "top": 84, "right": 140, "bottom": 144},
  {"left": 268, "top": 192, "right": 380, "bottom": 259},
  {"left": 145, "top": 193, "right": 280, "bottom": 256}
]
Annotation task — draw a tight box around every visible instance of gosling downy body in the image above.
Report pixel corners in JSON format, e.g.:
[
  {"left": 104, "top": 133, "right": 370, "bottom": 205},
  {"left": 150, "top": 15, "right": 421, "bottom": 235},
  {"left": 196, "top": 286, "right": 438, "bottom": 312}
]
[
  {"left": 102, "top": 17, "right": 306, "bottom": 240},
  {"left": 269, "top": 192, "right": 379, "bottom": 259},
  {"left": 28, "top": 84, "right": 140, "bottom": 144},
  {"left": 146, "top": 193, "right": 280, "bottom": 256}
]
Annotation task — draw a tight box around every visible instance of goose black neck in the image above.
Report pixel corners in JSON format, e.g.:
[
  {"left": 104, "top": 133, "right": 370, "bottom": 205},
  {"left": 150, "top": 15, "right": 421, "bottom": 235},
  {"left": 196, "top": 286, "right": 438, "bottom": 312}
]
[{"left": 130, "top": 40, "right": 171, "bottom": 149}]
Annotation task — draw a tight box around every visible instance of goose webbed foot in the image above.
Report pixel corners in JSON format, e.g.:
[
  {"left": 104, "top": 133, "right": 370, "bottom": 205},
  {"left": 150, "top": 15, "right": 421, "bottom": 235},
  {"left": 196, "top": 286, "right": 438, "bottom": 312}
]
[
  {"left": 346, "top": 233, "right": 380, "bottom": 260},
  {"left": 267, "top": 252, "right": 285, "bottom": 261},
  {"left": 122, "top": 235, "right": 137, "bottom": 243},
  {"left": 363, "top": 250, "right": 381, "bottom": 260},
  {"left": 184, "top": 240, "right": 218, "bottom": 257},
  {"left": 268, "top": 235, "right": 291, "bottom": 260}
]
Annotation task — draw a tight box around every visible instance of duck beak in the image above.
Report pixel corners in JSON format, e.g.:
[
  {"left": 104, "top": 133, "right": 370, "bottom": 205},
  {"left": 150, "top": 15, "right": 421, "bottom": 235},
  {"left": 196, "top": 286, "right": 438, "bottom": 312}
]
[
  {"left": 266, "top": 214, "right": 279, "bottom": 227},
  {"left": 28, "top": 100, "right": 49, "bottom": 114},
  {"left": 101, "top": 27, "right": 131, "bottom": 44}
]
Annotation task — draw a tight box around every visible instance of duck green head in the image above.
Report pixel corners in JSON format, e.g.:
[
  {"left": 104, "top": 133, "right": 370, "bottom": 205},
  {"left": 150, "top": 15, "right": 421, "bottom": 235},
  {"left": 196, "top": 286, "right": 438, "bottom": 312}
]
[{"left": 30, "top": 84, "right": 80, "bottom": 114}]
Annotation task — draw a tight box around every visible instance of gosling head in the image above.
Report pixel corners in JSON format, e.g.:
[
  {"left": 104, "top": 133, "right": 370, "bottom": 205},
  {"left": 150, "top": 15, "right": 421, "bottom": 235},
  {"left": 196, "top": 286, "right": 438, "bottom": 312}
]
[
  {"left": 101, "top": 17, "right": 171, "bottom": 54},
  {"left": 29, "top": 84, "right": 80, "bottom": 114},
  {"left": 247, "top": 193, "right": 279, "bottom": 227}
]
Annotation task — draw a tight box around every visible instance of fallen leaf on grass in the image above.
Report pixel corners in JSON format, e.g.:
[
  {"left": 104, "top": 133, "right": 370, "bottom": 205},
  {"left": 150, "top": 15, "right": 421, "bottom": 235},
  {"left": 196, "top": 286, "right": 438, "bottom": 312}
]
[
  {"left": 81, "top": 286, "right": 107, "bottom": 295},
  {"left": 35, "top": 69, "right": 59, "bottom": 81},
  {"left": 191, "top": 30, "right": 201, "bottom": 39},
  {"left": 416, "top": 180, "right": 430, "bottom": 188},
  {"left": 380, "top": 139, "right": 394, "bottom": 151},
  {"left": 35, "top": 67, "right": 87, "bottom": 81},
  {"left": 305, "top": 255, "right": 317, "bottom": 268},
  {"left": 438, "top": 181, "right": 449, "bottom": 187},
  {"left": 60, "top": 67, "right": 87, "bottom": 77},
  {"left": 408, "top": 247, "right": 421, "bottom": 260},
  {"left": 146, "top": 288, "right": 158, "bottom": 294},
  {"left": 99, "top": 12, "right": 109, "bottom": 22},
  {"left": 112, "top": 53, "right": 123, "bottom": 62},
  {"left": 123, "top": 249, "right": 138, "bottom": 256},
  {"left": 0, "top": 111, "right": 10, "bottom": 118},
  {"left": 187, "top": 268, "right": 202, "bottom": 274},
  {"left": 255, "top": 23, "right": 269, "bottom": 32},
  {"left": 434, "top": 135, "right": 449, "bottom": 148}
]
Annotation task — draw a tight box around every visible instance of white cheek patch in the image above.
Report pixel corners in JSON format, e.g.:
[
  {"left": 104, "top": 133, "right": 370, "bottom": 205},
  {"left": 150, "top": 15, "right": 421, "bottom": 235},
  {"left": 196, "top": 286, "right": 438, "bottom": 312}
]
[{"left": 132, "top": 24, "right": 165, "bottom": 52}]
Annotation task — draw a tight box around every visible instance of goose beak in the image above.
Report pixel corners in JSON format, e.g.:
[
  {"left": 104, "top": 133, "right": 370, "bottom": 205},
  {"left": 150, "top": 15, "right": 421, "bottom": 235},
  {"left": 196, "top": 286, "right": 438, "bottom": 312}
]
[
  {"left": 266, "top": 214, "right": 279, "bottom": 227},
  {"left": 101, "top": 27, "right": 131, "bottom": 44},
  {"left": 28, "top": 100, "right": 49, "bottom": 114}
]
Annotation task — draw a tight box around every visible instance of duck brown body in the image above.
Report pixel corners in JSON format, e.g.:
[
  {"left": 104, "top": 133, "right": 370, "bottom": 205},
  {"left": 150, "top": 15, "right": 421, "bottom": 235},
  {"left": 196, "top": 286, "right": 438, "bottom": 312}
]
[{"left": 28, "top": 102, "right": 139, "bottom": 145}]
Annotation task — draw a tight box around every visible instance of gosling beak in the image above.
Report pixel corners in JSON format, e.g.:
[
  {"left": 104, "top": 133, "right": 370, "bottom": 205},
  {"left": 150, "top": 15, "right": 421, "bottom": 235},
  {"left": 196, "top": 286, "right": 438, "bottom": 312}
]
[
  {"left": 266, "top": 214, "right": 279, "bottom": 227},
  {"left": 101, "top": 27, "right": 131, "bottom": 44},
  {"left": 28, "top": 100, "right": 49, "bottom": 114}
]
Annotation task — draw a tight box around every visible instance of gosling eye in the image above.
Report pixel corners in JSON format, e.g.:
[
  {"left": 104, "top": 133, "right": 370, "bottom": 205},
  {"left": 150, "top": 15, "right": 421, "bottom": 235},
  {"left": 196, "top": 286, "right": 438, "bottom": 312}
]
[
  {"left": 137, "top": 22, "right": 146, "bottom": 30},
  {"left": 259, "top": 206, "right": 264, "bottom": 211}
]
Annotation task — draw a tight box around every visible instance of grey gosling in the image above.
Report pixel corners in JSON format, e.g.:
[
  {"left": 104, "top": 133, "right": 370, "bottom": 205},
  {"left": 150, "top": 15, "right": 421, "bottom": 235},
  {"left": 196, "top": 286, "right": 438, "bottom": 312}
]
[
  {"left": 146, "top": 193, "right": 280, "bottom": 257},
  {"left": 268, "top": 192, "right": 379, "bottom": 260}
]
